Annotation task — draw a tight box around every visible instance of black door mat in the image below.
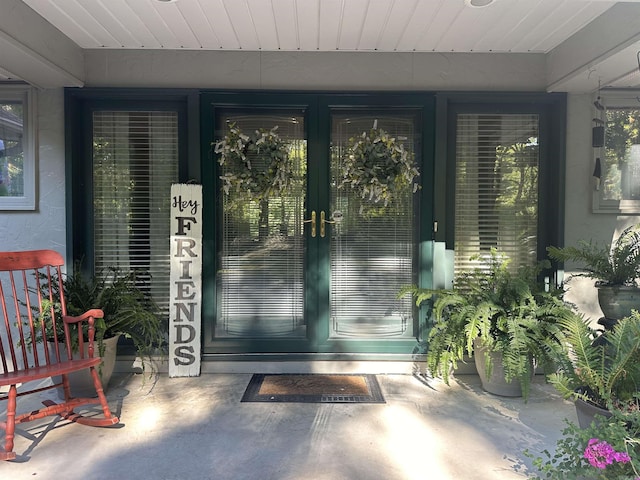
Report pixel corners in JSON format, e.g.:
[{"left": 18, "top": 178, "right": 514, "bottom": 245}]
[{"left": 241, "top": 373, "right": 385, "bottom": 403}]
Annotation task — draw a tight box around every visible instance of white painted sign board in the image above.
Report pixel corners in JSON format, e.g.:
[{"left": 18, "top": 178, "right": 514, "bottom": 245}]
[{"left": 169, "top": 183, "right": 202, "bottom": 377}]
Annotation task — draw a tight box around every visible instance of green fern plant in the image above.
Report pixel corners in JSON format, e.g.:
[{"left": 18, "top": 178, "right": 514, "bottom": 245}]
[
  {"left": 403, "top": 249, "right": 571, "bottom": 401},
  {"left": 548, "top": 311, "right": 640, "bottom": 409},
  {"left": 63, "top": 264, "right": 165, "bottom": 364},
  {"left": 547, "top": 224, "right": 640, "bottom": 286},
  {"left": 34, "top": 261, "right": 165, "bottom": 373}
]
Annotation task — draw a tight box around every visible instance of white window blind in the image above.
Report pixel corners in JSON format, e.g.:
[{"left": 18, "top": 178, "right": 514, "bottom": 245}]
[
  {"left": 93, "top": 111, "right": 179, "bottom": 317},
  {"left": 330, "top": 114, "right": 417, "bottom": 338},
  {"left": 455, "top": 114, "right": 539, "bottom": 275},
  {"left": 216, "top": 114, "right": 307, "bottom": 337}
]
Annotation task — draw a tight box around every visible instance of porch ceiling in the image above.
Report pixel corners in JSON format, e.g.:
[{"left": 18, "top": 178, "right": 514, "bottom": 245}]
[{"left": 2, "top": 0, "right": 640, "bottom": 92}]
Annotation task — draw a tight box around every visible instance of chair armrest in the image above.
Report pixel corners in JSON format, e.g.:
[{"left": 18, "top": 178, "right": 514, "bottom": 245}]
[
  {"left": 62, "top": 309, "right": 105, "bottom": 358},
  {"left": 63, "top": 309, "right": 104, "bottom": 324}
]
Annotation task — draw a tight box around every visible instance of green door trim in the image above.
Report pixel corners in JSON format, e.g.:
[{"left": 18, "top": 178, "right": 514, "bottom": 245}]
[{"left": 200, "top": 91, "right": 436, "bottom": 355}]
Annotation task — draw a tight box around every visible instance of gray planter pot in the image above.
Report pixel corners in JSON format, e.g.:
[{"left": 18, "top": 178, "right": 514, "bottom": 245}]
[
  {"left": 575, "top": 397, "right": 612, "bottom": 429},
  {"left": 49, "top": 334, "right": 120, "bottom": 399},
  {"left": 473, "top": 338, "right": 532, "bottom": 397},
  {"left": 597, "top": 286, "right": 640, "bottom": 320}
]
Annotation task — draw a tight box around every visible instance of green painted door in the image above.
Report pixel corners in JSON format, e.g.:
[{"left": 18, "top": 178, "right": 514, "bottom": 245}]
[
  {"left": 316, "top": 108, "right": 423, "bottom": 353},
  {"left": 202, "top": 93, "right": 433, "bottom": 354}
]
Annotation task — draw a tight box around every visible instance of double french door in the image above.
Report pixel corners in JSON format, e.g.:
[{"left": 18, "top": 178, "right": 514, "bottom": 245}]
[{"left": 203, "top": 94, "right": 433, "bottom": 354}]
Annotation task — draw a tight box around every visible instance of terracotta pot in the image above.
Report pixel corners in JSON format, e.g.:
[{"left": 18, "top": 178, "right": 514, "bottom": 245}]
[{"left": 575, "top": 397, "right": 612, "bottom": 429}]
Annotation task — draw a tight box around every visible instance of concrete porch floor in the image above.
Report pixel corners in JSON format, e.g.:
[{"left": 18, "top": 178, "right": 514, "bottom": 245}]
[{"left": 1, "top": 372, "right": 575, "bottom": 480}]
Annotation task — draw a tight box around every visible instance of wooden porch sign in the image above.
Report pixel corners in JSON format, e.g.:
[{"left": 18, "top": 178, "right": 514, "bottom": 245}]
[{"left": 169, "top": 184, "right": 202, "bottom": 377}]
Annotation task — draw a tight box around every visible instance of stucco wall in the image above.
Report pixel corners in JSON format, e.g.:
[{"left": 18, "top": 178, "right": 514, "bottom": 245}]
[
  {"left": 83, "top": 50, "right": 547, "bottom": 91},
  {"left": 564, "top": 93, "right": 640, "bottom": 323},
  {"left": 0, "top": 88, "right": 66, "bottom": 260}
]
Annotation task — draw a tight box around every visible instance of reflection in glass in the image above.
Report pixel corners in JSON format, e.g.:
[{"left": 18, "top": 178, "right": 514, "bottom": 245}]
[
  {"left": 216, "top": 114, "right": 307, "bottom": 338},
  {"left": 330, "top": 114, "right": 418, "bottom": 338},
  {"left": 602, "top": 108, "right": 640, "bottom": 201},
  {"left": 0, "top": 101, "right": 24, "bottom": 197},
  {"left": 455, "top": 114, "right": 539, "bottom": 276}
]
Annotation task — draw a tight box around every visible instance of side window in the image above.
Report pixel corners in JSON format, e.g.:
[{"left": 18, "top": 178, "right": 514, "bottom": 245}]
[
  {"left": 593, "top": 98, "right": 640, "bottom": 213},
  {"left": 0, "top": 86, "right": 36, "bottom": 210},
  {"left": 454, "top": 113, "right": 539, "bottom": 275},
  {"left": 92, "top": 110, "right": 179, "bottom": 316}
]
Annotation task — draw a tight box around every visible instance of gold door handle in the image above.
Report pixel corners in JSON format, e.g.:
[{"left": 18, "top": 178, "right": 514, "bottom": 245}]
[
  {"left": 320, "top": 211, "right": 335, "bottom": 238},
  {"left": 303, "top": 210, "right": 316, "bottom": 237}
]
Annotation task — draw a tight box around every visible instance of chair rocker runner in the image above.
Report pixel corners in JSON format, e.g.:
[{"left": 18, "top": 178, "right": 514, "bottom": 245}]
[{"left": 0, "top": 249, "right": 119, "bottom": 461}]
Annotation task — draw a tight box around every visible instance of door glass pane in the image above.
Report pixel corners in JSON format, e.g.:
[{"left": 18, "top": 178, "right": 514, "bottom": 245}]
[
  {"left": 215, "top": 113, "right": 306, "bottom": 337},
  {"left": 330, "top": 114, "right": 418, "bottom": 338}
]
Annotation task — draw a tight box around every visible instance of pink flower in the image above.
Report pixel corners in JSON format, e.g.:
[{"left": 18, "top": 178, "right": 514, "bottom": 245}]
[{"left": 584, "top": 438, "right": 632, "bottom": 469}]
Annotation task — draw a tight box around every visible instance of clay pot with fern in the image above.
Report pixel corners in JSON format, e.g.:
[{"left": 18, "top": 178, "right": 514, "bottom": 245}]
[{"left": 42, "top": 262, "right": 165, "bottom": 394}]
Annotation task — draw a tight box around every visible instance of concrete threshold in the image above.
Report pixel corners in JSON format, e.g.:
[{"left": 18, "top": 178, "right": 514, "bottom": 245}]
[
  {"left": 116, "top": 357, "right": 428, "bottom": 375},
  {"left": 115, "top": 353, "right": 480, "bottom": 375}
]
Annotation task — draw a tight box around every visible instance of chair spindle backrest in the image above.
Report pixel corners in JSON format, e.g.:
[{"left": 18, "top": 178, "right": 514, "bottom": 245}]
[{"left": 0, "top": 250, "right": 76, "bottom": 374}]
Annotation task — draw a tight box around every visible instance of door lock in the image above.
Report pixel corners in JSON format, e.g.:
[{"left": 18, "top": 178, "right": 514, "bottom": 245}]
[{"left": 303, "top": 210, "right": 316, "bottom": 237}]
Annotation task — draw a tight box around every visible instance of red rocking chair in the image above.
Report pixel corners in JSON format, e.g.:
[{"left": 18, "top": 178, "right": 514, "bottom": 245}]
[{"left": 0, "top": 249, "right": 119, "bottom": 461}]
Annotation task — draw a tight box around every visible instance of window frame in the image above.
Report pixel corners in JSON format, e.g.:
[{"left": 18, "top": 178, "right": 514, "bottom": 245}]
[
  {"left": 435, "top": 92, "right": 567, "bottom": 264},
  {"left": 452, "top": 111, "right": 541, "bottom": 274},
  {"left": 0, "top": 85, "right": 37, "bottom": 210},
  {"left": 64, "top": 88, "right": 198, "bottom": 269},
  {"left": 592, "top": 91, "right": 640, "bottom": 214}
]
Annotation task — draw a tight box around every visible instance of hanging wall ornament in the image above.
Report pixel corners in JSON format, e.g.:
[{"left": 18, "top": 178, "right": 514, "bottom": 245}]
[
  {"left": 592, "top": 80, "right": 605, "bottom": 191},
  {"left": 214, "top": 123, "right": 292, "bottom": 201},
  {"left": 338, "top": 123, "right": 420, "bottom": 207},
  {"left": 593, "top": 157, "right": 602, "bottom": 190}
]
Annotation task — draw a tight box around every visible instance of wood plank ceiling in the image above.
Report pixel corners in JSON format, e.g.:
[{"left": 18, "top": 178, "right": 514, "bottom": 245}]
[{"left": 19, "top": 0, "right": 613, "bottom": 53}]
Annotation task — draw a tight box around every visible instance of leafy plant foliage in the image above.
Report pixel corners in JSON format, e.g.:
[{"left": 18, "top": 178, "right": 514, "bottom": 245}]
[
  {"left": 39, "top": 261, "right": 165, "bottom": 370},
  {"left": 214, "top": 122, "right": 293, "bottom": 200},
  {"left": 404, "top": 249, "right": 571, "bottom": 401},
  {"left": 338, "top": 127, "right": 419, "bottom": 207},
  {"left": 547, "top": 311, "right": 640, "bottom": 409},
  {"left": 526, "top": 409, "right": 640, "bottom": 479},
  {"left": 547, "top": 224, "right": 640, "bottom": 286}
]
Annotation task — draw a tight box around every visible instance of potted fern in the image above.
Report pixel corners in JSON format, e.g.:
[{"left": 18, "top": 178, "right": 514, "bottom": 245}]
[
  {"left": 547, "top": 224, "right": 640, "bottom": 321},
  {"left": 46, "top": 263, "right": 165, "bottom": 395},
  {"left": 404, "top": 249, "right": 571, "bottom": 401},
  {"left": 547, "top": 311, "right": 640, "bottom": 428},
  {"left": 526, "top": 311, "right": 640, "bottom": 478}
]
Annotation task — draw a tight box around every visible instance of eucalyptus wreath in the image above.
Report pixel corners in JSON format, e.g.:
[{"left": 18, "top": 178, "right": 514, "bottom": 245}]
[
  {"left": 338, "top": 127, "right": 420, "bottom": 206},
  {"left": 214, "top": 123, "right": 292, "bottom": 200}
]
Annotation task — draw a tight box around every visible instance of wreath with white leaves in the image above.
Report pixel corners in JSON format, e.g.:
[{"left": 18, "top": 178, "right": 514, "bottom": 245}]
[
  {"left": 338, "top": 126, "right": 420, "bottom": 206},
  {"left": 214, "top": 123, "right": 292, "bottom": 200}
]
